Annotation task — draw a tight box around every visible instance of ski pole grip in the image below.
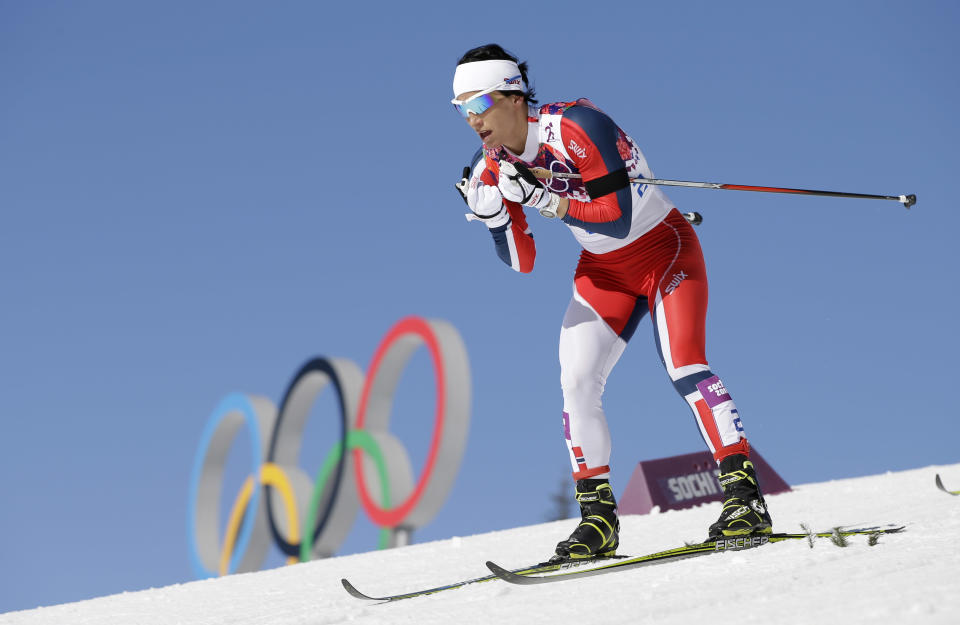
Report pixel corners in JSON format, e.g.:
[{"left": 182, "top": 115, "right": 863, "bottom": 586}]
[{"left": 529, "top": 167, "right": 555, "bottom": 180}]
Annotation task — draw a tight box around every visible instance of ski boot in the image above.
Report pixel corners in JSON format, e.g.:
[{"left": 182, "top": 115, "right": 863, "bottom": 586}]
[
  {"left": 708, "top": 453, "right": 773, "bottom": 538},
  {"left": 550, "top": 478, "right": 620, "bottom": 563}
]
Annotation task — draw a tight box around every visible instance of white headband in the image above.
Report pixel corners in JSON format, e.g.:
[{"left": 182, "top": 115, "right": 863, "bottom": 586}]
[{"left": 452, "top": 59, "right": 524, "bottom": 98}]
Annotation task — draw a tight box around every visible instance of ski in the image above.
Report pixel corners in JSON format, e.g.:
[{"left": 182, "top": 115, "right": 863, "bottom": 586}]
[
  {"left": 341, "top": 525, "right": 904, "bottom": 601},
  {"left": 341, "top": 555, "right": 627, "bottom": 603},
  {"left": 486, "top": 525, "right": 905, "bottom": 586},
  {"left": 935, "top": 473, "right": 959, "bottom": 496}
]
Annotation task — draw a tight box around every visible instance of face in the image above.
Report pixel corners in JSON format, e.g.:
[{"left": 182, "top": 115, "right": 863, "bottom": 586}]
[{"left": 455, "top": 91, "right": 527, "bottom": 152}]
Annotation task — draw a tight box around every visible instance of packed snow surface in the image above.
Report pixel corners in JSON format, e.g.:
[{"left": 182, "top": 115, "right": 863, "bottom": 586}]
[{"left": 3, "top": 464, "right": 959, "bottom": 625}]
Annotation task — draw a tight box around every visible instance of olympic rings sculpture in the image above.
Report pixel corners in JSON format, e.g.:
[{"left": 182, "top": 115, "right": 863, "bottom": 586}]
[{"left": 186, "top": 317, "right": 471, "bottom": 578}]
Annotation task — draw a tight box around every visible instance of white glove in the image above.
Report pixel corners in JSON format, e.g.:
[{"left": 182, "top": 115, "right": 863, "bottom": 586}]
[
  {"left": 497, "top": 160, "right": 562, "bottom": 218},
  {"left": 456, "top": 169, "right": 510, "bottom": 228}
]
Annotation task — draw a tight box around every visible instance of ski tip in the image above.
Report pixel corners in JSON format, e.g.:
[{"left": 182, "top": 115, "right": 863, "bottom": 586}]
[
  {"left": 485, "top": 560, "right": 525, "bottom": 580},
  {"left": 485, "top": 561, "right": 509, "bottom": 575},
  {"left": 341, "top": 578, "right": 379, "bottom": 602},
  {"left": 935, "top": 473, "right": 959, "bottom": 495},
  {"left": 486, "top": 561, "right": 537, "bottom": 585}
]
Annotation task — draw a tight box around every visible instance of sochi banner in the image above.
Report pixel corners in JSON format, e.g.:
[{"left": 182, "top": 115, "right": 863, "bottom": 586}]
[{"left": 619, "top": 449, "right": 790, "bottom": 515}]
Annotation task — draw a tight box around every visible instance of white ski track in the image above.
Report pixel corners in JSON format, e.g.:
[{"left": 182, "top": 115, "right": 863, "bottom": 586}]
[{"left": 2, "top": 464, "right": 958, "bottom": 625}]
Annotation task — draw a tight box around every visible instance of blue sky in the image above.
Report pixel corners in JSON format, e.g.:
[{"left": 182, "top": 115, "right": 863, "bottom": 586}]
[{"left": 2, "top": 0, "right": 957, "bottom": 613}]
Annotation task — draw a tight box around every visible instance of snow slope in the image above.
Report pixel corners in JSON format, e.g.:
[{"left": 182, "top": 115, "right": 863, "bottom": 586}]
[{"left": 3, "top": 464, "right": 959, "bottom": 625}]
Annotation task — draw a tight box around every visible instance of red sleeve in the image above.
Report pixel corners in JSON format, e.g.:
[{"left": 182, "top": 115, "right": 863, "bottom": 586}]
[{"left": 505, "top": 200, "right": 536, "bottom": 273}]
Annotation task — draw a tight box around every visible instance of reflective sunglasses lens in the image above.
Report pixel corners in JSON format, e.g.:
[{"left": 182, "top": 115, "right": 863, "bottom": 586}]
[{"left": 455, "top": 93, "right": 494, "bottom": 118}]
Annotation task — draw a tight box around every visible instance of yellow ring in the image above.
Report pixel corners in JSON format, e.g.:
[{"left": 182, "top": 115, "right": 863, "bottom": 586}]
[{"left": 220, "top": 463, "right": 300, "bottom": 575}]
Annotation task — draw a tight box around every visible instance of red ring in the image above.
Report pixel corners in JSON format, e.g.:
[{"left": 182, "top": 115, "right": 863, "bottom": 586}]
[{"left": 353, "top": 317, "right": 446, "bottom": 528}]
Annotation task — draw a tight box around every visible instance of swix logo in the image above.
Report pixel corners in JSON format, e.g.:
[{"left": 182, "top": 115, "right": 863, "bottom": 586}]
[
  {"left": 568, "top": 139, "right": 587, "bottom": 160},
  {"left": 664, "top": 271, "right": 688, "bottom": 294}
]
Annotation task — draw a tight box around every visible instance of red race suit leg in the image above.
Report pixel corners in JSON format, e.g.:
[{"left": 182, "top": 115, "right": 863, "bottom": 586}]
[{"left": 559, "top": 209, "right": 749, "bottom": 480}]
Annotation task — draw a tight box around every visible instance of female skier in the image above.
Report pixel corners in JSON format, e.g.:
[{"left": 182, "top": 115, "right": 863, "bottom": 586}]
[{"left": 452, "top": 44, "right": 772, "bottom": 562}]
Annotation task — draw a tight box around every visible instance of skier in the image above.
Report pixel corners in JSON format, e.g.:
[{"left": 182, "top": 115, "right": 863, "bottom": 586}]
[{"left": 452, "top": 44, "right": 773, "bottom": 562}]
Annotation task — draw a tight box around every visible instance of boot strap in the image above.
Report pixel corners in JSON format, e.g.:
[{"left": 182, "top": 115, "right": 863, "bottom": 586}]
[
  {"left": 576, "top": 483, "right": 615, "bottom": 506},
  {"left": 717, "top": 468, "right": 757, "bottom": 489}
]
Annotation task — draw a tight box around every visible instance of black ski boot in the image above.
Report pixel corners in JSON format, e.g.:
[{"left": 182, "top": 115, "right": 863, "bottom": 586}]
[
  {"left": 551, "top": 479, "right": 620, "bottom": 563},
  {"left": 708, "top": 454, "right": 773, "bottom": 538}
]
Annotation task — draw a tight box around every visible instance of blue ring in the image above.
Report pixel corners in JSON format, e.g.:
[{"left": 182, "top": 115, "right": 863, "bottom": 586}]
[{"left": 187, "top": 393, "right": 263, "bottom": 578}]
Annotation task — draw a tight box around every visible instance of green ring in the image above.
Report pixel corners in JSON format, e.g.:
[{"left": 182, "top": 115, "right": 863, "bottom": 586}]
[{"left": 301, "top": 429, "right": 392, "bottom": 561}]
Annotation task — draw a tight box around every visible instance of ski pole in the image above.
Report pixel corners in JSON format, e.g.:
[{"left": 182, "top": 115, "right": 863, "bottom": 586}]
[
  {"left": 529, "top": 168, "right": 917, "bottom": 209},
  {"left": 456, "top": 166, "right": 704, "bottom": 226}
]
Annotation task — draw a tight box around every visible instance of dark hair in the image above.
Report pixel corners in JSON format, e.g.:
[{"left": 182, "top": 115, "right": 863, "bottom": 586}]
[{"left": 456, "top": 43, "right": 538, "bottom": 105}]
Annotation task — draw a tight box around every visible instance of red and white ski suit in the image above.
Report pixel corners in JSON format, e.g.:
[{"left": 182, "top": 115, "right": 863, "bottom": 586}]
[{"left": 468, "top": 99, "right": 751, "bottom": 480}]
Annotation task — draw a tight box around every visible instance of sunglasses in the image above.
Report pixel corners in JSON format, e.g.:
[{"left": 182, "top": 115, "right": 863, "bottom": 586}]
[{"left": 451, "top": 81, "right": 508, "bottom": 118}]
